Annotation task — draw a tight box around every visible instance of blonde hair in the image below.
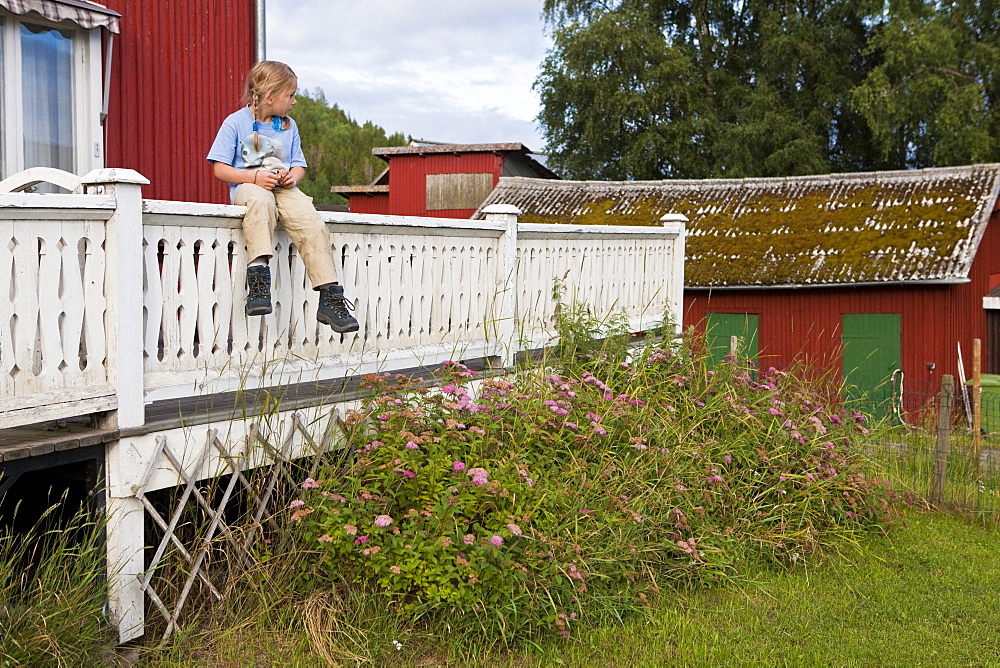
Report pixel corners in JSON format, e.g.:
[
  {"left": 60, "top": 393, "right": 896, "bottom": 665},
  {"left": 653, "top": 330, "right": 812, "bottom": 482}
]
[{"left": 244, "top": 60, "right": 296, "bottom": 151}]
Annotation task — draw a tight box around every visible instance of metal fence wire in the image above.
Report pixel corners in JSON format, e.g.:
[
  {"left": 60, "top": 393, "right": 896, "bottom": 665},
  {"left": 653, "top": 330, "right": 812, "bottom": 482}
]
[{"left": 859, "top": 373, "right": 1000, "bottom": 524}]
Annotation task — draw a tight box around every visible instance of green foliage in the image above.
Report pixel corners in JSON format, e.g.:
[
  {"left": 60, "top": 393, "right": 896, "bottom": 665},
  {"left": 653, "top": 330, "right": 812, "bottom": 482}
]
[
  {"left": 509, "top": 510, "right": 1000, "bottom": 665},
  {"left": 291, "top": 310, "right": 896, "bottom": 648},
  {"left": 292, "top": 89, "right": 408, "bottom": 205},
  {"left": 537, "top": 0, "right": 1000, "bottom": 179},
  {"left": 851, "top": 0, "right": 1000, "bottom": 167},
  {"left": 0, "top": 503, "right": 113, "bottom": 665}
]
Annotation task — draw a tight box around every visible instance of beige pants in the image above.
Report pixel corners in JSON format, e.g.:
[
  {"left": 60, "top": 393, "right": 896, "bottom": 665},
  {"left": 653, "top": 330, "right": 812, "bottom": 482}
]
[{"left": 235, "top": 183, "right": 338, "bottom": 288}]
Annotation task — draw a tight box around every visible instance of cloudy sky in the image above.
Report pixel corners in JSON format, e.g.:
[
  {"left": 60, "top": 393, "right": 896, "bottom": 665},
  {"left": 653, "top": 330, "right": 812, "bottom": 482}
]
[{"left": 266, "top": 0, "right": 553, "bottom": 152}]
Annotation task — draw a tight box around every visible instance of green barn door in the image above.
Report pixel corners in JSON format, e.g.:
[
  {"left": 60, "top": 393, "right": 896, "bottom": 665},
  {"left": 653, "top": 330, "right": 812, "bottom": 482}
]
[
  {"left": 841, "top": 314, "right": 901, "bottom": 418},
  {"left": 706, "top": 313, "right": 759, "bottom": 366}
]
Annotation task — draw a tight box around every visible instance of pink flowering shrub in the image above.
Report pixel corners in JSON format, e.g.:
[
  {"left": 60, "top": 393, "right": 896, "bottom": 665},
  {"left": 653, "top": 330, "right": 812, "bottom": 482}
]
[{"left": 290, "top": 332, "right": 896, "bottom": 645}]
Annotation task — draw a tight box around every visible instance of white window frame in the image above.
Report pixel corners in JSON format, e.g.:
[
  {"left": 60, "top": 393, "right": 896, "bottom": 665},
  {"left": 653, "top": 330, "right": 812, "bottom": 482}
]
[{"left": 0, "top": 9, "right": 103, "bottom": 180}]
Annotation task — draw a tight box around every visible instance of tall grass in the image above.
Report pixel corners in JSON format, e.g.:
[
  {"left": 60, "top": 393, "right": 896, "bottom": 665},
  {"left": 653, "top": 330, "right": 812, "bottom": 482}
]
[
  {"left": 494, "top": 509, "right": 1000, "bottom": 666},
  {"left": 277, "top": 305, "right": 896, "bottom": 657},
  {"left": 133, "top": 303, "right": 903, "bottom": 663},
  {"left": 872, "top": 425, "right": 1000, "bottom": 524},
  {"left": 0, "top": 500, "right": 114, "bottom": 666}
]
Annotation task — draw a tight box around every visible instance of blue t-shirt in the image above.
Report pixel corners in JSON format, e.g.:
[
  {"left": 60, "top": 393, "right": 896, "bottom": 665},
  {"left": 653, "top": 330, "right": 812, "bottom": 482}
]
[{"left": 207, "top": 107, "right": 308, "bottom": 203}]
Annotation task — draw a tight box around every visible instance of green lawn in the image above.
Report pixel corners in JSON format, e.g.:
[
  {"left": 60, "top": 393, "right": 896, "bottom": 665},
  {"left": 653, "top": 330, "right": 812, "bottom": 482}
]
[
  {"left": 134, "top": 510, "right": 1000, "bottom": 666},
  {"left": 492, "top": 510, "right": 1000, "bottom": 667}
]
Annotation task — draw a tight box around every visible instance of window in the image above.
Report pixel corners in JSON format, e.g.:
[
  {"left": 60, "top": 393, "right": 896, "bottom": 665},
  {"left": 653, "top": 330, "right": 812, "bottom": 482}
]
[{"left": 0, "top": 7, "right": 109, "bottom": 184}]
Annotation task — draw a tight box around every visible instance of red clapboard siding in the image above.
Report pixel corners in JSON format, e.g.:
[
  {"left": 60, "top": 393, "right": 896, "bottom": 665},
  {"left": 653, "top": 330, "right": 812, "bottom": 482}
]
[
  {"left": 683, "top": 207, "right": 1000, "bottom": 396},
  {"left": 101, "top": 0, "right": 255, "bottom": 203},
  {"left": 388, "top": 153, "right": 504, "bottom": 218},
  {"left": 349, "top": 194, "right": 392, "bottom": 215}
]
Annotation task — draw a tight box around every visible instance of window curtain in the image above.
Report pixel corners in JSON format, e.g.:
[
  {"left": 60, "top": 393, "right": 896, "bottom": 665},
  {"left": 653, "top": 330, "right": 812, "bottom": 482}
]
[{"left": 21, "top": 22, "right": 74, "bottom": 174}]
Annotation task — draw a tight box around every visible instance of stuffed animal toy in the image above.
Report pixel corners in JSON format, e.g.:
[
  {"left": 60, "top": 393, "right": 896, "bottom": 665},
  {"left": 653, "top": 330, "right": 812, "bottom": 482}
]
[{"left": 240, "top": 133, "right": 289, "bottom": 177}]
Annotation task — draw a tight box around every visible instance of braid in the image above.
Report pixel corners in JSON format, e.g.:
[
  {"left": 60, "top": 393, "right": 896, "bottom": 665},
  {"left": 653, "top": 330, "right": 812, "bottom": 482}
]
[{"left": 251, "top": 91, "right": 261, "bottom": 153}]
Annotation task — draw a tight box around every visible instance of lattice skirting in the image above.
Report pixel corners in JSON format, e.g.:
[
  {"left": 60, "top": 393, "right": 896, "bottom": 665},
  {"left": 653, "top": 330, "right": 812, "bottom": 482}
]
[{"left": 123, "top": 409, "right": 349, "bottom": 639}]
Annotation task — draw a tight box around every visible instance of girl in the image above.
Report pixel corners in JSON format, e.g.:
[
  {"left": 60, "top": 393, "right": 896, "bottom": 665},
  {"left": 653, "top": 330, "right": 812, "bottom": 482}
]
[{"left": 207, "top": 60, "right": 358, "bottom": 333}]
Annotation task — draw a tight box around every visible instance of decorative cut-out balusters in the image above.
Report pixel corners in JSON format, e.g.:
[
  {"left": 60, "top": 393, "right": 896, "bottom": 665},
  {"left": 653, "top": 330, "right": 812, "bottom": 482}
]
[{"left": 2, "top": 217, "right": 111, "bottom": 414}]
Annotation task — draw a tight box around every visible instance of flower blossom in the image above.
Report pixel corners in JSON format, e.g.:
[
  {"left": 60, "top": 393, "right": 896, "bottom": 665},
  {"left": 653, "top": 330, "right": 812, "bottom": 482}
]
[
  {"left": 467, "top": 467, "right": 489, "bottom": 485},
  {"left": 489, "top": 535, "right": 504, "bottom": 547},
  {"left": 301, "top": 478, "right": 320, "bottom": 490},
  {"left": 453, "top": 461, "right": 466, "bottom": 472},
  {"left": 288, "top": 499, "right": 305, "bottom": 509},
  {"left": 374, "top": 514, "right": 393, "bottom": 527}
]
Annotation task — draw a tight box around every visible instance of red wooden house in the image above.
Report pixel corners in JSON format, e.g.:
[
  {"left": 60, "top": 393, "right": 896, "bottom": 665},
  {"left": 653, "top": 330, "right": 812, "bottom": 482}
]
[
  {"left": 475, "top": 166, "right": 1000, "bottom": 401},
  {"left": 0, "top": 0, "right": 257, "bottom": 203},
  {"left": 331, "top": 142, "right": 558, "bottom": 218}
]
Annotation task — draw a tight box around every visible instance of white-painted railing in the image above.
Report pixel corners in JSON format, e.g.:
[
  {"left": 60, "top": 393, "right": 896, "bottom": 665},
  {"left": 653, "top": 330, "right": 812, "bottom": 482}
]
[
  {"left": 1, "top": 168, "right": 685, "bottom": 644},
  {"left": 1, "top": 169, "right": 685, "bottom": 428},
  {"left": 0, "top": 171, "right": 138, "bottom": 429},
  {"left": 140, "top": 202, "right": 511, "bottom": 401}
]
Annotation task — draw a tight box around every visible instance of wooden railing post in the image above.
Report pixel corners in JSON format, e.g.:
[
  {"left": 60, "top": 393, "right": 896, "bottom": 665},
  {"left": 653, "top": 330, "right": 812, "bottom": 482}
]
[
  {"left": 932, "top": 374, "right": 954, "bottom": 506},
  {"left": 80, "top": 168, "right": 149, "bottom": 430},
  {"left": 660, "top": 213, "right": 687, "bottom": 333},
  {"left": 80, "top": 168, "right": 150, "bottom": 644},
  {"left": 482, "top": 204, "right": 521, "bottom": 368}
]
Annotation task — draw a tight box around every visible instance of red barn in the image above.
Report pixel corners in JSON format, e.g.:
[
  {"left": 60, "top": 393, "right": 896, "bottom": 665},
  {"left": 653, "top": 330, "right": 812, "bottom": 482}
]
[
  {"left": 332, "top": 142, "right": 558, "bottom": 218},
  {"left": 0, "top": 0, "right": 257, "bottom": 203},
  {"left": 476, "top": 165, "right": 1000, "bottom": 401}
]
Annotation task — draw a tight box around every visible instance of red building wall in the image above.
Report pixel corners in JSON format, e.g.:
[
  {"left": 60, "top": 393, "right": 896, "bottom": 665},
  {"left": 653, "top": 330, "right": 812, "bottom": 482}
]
[
  {"left": 683, "top": 206, "right": 1000, "bottom": 396},
  {"left": 101, "top": 1, "right": 255, "bottom": 203},
  {"left": 348, "top": 194, "right": 392, "bottom": 215},
  {"left": 387, "top": 153, "right": 504, "bottom": 218}
]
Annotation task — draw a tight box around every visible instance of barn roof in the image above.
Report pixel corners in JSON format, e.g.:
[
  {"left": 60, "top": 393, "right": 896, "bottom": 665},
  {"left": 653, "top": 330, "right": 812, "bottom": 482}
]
[
  {"left": 475, "top": 165, "right": 1000, "bottom": 288},
  {"left": 372, "top": 142, "right": 560, "bottom": 180},
  {"left": 373, "top": 142, "right": 533, "bottom": 157}
]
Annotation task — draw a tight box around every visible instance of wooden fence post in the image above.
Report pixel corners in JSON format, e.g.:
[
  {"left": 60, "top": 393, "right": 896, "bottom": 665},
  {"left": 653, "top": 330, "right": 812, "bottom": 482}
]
[
  {"left": 482, "top": 204, "right": 521, "bottom": 368},
  {"left": 973, "top": 338, "right": 982, "bottom": 460},
  {"left": 932, "top": 374, "right": 954, "bottom": 506}
]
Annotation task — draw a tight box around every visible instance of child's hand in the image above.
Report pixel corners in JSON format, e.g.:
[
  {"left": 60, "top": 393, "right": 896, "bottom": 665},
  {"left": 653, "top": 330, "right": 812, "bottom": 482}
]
[
  {"left": 253, "top": 170, "right": 281, "bottom": 191},
  {"left": 277, "top": 170, "right": 297, "bottom": 188}
]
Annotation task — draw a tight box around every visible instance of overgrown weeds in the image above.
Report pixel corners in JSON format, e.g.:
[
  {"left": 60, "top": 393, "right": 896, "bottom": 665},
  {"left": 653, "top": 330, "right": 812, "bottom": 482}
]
[
  {"left": 92, "top": 301, "right": 903, "bottom": 664},
  {"left": 280, "top": 306, "right": 897, "bottom": 657},
  {"left": 0, "top": 500, "right": 113, "bottom": 666}
]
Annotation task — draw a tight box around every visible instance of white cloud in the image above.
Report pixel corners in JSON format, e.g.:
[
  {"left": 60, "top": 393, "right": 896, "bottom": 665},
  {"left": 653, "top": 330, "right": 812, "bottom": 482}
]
[{"left": 266, "top": 0, "right": 552, "bottom": 150}]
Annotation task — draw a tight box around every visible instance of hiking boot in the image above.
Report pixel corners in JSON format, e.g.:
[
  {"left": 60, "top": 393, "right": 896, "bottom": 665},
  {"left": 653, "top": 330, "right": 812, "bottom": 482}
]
[
  {"left": 317, "top": 284, "right": 359, "bottom": 333},
  {"left": 245, "top": 265, "right": 272, "bottom": 316}
]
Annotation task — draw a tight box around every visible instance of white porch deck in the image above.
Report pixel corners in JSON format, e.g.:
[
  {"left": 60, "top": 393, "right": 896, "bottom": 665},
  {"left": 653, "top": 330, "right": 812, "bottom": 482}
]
[{"left": 0, "top": 168, "right": 685, "bottom": 642}]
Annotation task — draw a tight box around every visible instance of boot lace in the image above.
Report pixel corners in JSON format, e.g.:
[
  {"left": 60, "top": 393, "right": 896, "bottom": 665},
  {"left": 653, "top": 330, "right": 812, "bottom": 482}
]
[
  {"left": 247, "top": 267, "right": 270, "bottom": 299},
  {"left": 321, "top": 288, "right": 355, "bottom": 319}
]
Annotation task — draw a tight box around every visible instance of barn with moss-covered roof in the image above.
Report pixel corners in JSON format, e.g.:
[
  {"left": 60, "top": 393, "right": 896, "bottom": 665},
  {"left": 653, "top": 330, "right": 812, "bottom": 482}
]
[{"left": 475, "top": 164, "right": 1000, "bottom": 398}]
